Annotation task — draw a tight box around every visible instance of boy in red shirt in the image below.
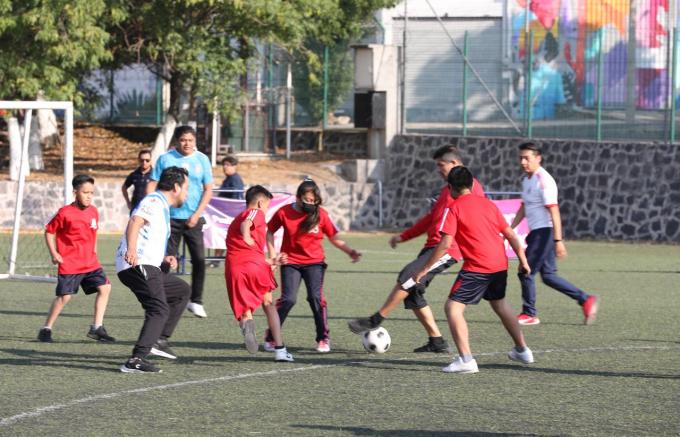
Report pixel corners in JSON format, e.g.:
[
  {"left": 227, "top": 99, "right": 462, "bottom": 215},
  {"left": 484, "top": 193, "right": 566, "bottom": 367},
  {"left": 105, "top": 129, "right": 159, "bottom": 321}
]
[
  {"left": 37, "top": 175, "right": 115, "bottom": 343},
  {"left": 264, "top": 180, "right": 361, "bottom": 353},
  {"left": 225, "top": 185, "right": 293, "bottom": 362},
  {"left": 414, "top": 166, "right": 533, "bottom": 374}
]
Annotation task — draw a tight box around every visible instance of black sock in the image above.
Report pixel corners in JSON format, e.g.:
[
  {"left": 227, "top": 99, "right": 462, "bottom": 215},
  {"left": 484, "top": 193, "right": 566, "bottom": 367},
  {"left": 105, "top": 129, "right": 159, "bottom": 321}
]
[
  {"left": 369, "top": 312, "right": 384, "bottom": 326},
  {"left": 275, "top": 345, "right": 285, "bottom": 350},
  {"left": 430, "top": 336, "right": 445, "bottom": 344}
]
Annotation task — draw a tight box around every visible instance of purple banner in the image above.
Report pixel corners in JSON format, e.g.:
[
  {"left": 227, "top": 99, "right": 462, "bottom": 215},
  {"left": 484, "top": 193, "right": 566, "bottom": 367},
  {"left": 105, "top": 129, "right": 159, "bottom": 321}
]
[
  {"left": 494, "top": 199, "right": 529, "bottom": 259},
  {"left": 203, "top": 194, "right": 296, "bottom": 250}
]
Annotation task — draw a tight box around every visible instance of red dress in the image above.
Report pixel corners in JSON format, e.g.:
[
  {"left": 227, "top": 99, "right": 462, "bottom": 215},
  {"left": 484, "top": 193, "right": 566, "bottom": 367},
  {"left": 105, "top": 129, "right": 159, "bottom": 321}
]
[{"left": 224, "top": 208, "right": 277, "bottom": 320}]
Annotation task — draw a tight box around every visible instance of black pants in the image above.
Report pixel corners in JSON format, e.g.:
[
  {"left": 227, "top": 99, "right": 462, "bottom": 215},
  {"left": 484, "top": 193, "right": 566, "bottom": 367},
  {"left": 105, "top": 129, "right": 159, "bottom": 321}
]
[
  {"left": 118, "top": 265, "right": 191, "bottom": 358},
  {"left": 276, "top": 263, "right": 329, "bottom": 342},
  {"left": 167, "top": 218, "right": 206, "bottom": 304}
]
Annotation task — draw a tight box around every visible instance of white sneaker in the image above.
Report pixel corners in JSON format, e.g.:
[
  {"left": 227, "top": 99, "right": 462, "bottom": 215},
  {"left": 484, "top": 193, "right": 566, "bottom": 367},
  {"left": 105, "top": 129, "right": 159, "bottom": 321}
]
[
  {"left": 315, "top": 339, "right": 331, "bottom": 353},
  {"left": 442, "top": 357, "right": 479, "bottom": 374},
  {"left": 508, "top": 346, "right": 534, "bottom": 364},
  {"left": 263, "top": 340, "right": 276, "bottom": 352},
  {"left": 186, "top": 302, "right": 207, "bottom": 318},
  {"left": 274, "top": 347, "right": 294, "bottom": 362}
]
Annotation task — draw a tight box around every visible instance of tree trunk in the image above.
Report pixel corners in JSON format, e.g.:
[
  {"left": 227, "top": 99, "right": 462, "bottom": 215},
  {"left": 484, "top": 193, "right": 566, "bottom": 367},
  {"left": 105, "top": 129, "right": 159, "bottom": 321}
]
[
  {"left": 8, "top": 116, "right": 29, "bottom": 181},
  {"left": 151, "top": 116, "right": 177, "bottom": 164}
]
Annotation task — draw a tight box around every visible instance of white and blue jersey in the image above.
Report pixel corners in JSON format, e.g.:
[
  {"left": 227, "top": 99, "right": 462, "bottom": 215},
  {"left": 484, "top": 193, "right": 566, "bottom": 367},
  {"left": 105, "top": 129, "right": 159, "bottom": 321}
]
[
  {"left": 116, "top": 192, "right": 171, "bottom": 272},
  {"left": 151, "top": 149, "right": 213, "bottom": 220}
]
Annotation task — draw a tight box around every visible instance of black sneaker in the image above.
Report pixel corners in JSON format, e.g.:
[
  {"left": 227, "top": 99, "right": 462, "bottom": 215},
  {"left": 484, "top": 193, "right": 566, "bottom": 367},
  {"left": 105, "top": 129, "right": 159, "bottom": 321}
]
[
  {"left": 413, "top": 339, "right": 451, "bottom": 353},
  {"left": 37, "top": 328, "right": 53, "bottom": 343},
  {"left": 150, "top": 339, "right": 177, "bottom": 360},
  {"left": 87, "top": 325, "right": 116, "bottom": 342},
  {"left": 347, "top": 317, "right": 379, "bottom": 334},
  {"left": 120, "top": 357, "right": 162, "bottom": 373}
]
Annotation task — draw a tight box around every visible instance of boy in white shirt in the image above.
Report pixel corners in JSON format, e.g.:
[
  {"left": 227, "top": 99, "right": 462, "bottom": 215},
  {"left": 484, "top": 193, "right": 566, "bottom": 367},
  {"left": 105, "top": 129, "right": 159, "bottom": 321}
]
[
  {"left": 117, "top": 166, "right": 192, "bottom": 373},
  {"left": 511, "top": 142, "right": 598, "bottom": 326}
]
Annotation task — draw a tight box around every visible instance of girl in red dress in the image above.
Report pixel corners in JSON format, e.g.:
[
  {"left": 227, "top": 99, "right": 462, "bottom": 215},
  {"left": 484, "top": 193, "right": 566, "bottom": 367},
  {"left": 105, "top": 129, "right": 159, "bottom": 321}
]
[
  {"left": 264, "top": 180, "right": 361, "bottom": 353},
  {"left": 225, "top": 185, "right": 293, "bottom": 362}
]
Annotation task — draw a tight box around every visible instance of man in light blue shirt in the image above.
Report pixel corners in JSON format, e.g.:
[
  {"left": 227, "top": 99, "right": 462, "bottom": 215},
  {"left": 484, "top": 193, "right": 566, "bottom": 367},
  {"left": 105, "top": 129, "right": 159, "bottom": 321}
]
[{"left": 147, "top": 125, "right": 213, "bottom": 318}]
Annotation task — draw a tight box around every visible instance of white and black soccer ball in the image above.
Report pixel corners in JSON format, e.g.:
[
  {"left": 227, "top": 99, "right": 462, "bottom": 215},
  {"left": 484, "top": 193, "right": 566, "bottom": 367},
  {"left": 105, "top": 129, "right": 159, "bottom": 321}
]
[{"left": 361, "top": 327, "right": 391, "bottom": 353}]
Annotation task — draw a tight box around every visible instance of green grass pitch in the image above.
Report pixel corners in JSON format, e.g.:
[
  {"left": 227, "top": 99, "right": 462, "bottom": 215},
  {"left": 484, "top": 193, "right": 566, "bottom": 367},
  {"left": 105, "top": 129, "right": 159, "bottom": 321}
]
[{"left": 0, "top": 234, "right": 679, "bottom": 436}]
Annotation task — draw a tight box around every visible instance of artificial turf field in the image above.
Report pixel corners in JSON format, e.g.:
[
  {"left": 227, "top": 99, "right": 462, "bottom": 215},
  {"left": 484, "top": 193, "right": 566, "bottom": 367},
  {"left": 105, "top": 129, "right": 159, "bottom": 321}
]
[{"left": 0, "top": 234, "right": 678, "bottom": 436}]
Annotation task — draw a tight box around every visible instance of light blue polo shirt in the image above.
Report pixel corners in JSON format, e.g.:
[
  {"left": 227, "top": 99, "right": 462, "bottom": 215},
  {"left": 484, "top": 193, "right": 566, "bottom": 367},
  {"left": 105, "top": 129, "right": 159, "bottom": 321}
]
[{"left": 151, "top": 149, "right": 213, "bottom": 219}]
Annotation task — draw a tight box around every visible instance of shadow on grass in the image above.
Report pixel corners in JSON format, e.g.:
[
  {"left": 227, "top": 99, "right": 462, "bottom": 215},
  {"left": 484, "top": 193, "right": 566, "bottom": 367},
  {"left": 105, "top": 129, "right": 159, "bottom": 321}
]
[
  {"left": 482, "top": 363, "right": 680, "bottom": 380},
  {"left": 0, "top": 348, "right": 123, "bottom": 372},
  {"left": 0, "top": 309, "right": 140, "bottom": 320},
  {"left": 290, "top": 425, "right": 551, "bottom": 436}
]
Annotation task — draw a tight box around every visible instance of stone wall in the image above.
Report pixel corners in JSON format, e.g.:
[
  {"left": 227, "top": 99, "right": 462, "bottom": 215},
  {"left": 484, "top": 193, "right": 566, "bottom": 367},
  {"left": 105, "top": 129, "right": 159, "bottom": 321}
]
[
  {"left": 0, "top": 179, "right": 379, "bottom": 234},
  {"left": 383, "top": 135, "right": 680, "bottom": 242},
  {"left": 273, "top": 129, "right": 368, "bottom": 157}
]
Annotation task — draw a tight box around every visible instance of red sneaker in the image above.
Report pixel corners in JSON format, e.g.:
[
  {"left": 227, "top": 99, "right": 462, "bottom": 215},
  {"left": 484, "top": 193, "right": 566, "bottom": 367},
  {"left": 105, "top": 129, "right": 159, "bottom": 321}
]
[
  {"left": 517, "top": 313, "right": 541, "bottom": 326},
  {"left": 582, "top": 295, "right": 599, "bottom": 325}
]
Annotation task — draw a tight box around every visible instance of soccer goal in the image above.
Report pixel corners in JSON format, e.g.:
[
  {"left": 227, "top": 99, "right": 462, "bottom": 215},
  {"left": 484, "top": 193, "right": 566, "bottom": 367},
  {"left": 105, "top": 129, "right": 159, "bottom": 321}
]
[{"left": 0, "top": 100, "right": 74, "bottom": 282}]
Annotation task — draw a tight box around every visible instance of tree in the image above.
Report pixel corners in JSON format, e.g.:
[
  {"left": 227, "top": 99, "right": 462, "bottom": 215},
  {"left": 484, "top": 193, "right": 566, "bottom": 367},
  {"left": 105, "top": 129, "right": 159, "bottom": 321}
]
[
  {"left": 0, "top": 0, "right": 121, "bottom": 103},
  {"left": 108, "top": 0, "right": 396, "bottom": 121}
]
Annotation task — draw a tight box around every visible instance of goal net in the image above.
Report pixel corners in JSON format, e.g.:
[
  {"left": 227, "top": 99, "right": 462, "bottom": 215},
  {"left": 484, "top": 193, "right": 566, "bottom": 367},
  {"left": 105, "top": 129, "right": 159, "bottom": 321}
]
[{"left": 0, "top": 101, "right": 74, "bottom": 281}]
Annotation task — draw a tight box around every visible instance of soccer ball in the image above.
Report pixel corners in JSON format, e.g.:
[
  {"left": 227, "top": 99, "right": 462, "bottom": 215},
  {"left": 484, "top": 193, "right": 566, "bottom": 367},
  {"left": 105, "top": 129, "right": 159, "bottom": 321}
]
[{"left": 361, "top": 327, "right": 391, "bottom": 353}]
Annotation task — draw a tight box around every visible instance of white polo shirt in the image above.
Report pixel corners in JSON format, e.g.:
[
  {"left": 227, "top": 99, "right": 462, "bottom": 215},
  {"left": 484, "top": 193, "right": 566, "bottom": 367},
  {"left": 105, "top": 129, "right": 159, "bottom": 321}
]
[
  {"left": 116, "top": 192, "right": 171, "bottom": 272},
  {"left": 521, "top": 166, "right": 559, "bottom": 231}
]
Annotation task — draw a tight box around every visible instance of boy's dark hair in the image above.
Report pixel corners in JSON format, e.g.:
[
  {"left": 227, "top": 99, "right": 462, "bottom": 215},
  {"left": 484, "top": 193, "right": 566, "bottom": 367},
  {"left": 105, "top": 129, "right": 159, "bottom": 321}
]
[
  {"left": 519, "top": 141, "right": 542, "bottom": 155},
  {"left": 245, "top": 185, "right": 273, "bottom": 205},
  {"left": 222, "top": 156, "right": 239, "bottom": 166},
  {"left": 447, "top": 166, "right": 473, "bottom": 192},
  {"left": 157, "top": 166, "right": 188, "bottom": 191},
  {"left": 432, "top": 145, "right": 463, "bottom": 163},
  {"left": 173, "top": 125, "right": 197, "bottom": 141},
  {"left": 296, "top": 179, "right": 322, "bottom": 233},
  {"left": 138, "top": 149, "right": 151, "bottom": 158},
  {"left": 72, "top": 174, "right": 95, "bottom": 190}
]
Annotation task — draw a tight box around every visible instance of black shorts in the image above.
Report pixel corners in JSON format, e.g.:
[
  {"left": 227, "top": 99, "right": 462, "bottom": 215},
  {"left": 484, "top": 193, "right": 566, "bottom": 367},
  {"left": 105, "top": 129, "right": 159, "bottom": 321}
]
[
  {"left": 449, "top": 270, "right": 507, "bottom": 305},
  {"left": 398, "top": 247, "right": 457, "bottom": 310},
  {"left": 56, "top": 268, "right": 109, "bottom": 296}
]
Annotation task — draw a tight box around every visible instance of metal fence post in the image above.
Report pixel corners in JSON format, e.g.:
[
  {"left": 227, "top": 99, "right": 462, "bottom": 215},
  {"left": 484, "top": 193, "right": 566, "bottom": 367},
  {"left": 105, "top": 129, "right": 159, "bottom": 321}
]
[
  {"left": 462, "top": 31, "right": 469, "bottom": 136},
  {"left": 155, "top": 74, "right": 162, "bottom": 125},
  {"left": 596, "top": 36, "right": 604, "bottom": 142},
  {"left": 323, "top": 45, "right": 329, "bottom": 130},
  {"left": 670, "top": 27, "right": 678, "bottom": 143},
  {"left": 527, "top": 30, "right": 534, "bottom": 138}
]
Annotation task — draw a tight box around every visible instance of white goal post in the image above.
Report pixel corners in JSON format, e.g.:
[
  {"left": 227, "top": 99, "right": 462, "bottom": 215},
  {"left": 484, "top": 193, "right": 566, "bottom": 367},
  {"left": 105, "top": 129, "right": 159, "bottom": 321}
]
[{"left": 0, "top": 100, "right": 74, "bottom": 282}]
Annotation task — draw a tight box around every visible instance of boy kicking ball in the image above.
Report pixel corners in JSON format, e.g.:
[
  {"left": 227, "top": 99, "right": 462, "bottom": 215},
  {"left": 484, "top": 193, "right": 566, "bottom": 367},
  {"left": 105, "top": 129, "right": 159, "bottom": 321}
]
[{"left": 414, "top": 166, "right": 534, "bottom": 374}]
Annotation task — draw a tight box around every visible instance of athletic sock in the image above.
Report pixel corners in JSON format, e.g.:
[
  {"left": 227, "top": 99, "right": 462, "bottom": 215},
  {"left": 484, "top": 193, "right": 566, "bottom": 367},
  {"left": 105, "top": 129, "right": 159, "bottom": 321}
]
[
  {"left": 430, "top": 336, "right": 445, "bottom": 344},
  {"left": 461, "top": 354, "right": 474, "bottom": 363},
  {"left": 369, "top": 312, "right": 384, "bottom": 326},
  {"left": 514, "top": 346, "right": 526, "bottom": 353},
  {"left": 42, "top": 326, "right": 51, "bottom": 330},
  {"left": 91, "top": 324, "right": 101, "bottom": 330},
  {"left": 274, "top": 345, "right": 285, "bottom": 350}
]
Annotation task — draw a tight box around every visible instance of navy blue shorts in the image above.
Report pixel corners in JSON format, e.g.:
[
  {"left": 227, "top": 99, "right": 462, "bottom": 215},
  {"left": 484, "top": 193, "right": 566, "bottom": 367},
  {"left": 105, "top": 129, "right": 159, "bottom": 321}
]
[
  {"left": 55, "top": 268, "right": 110, "bottom": 296},
  {"left": 449, "top": 270, "right": 507, "bottom": 305}
]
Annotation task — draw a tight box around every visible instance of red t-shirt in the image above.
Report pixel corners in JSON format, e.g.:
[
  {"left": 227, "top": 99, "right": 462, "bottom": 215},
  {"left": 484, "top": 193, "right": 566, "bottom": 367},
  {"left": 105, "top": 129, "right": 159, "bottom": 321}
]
[
  {"left": 44, "top": 204, "right": 101, "bottom": 274},
  {"left": 267, "top": 204, "right": 338, "bottom": 265},
  {"left": 400, "top": 178, "right": 484, "bottom": 260},
  {"left": 226, "top": 208, "right": 268, "bottom": 263},
  {"left": 439, "top": 193, "right": 509, "bottom": 273}
]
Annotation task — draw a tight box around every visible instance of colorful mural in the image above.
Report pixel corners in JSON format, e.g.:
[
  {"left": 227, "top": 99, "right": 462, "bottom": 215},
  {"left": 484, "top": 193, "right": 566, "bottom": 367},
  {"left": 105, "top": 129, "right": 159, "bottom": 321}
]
[{"left": 508, "top": 0, "right": 675, "bottom": 117}]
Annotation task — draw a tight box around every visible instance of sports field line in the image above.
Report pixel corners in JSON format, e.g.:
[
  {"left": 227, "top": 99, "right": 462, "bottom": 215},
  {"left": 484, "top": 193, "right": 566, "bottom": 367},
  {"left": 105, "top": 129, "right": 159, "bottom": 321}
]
[{"left": 2, "top": 344, "right": 678, "bottom": 427}]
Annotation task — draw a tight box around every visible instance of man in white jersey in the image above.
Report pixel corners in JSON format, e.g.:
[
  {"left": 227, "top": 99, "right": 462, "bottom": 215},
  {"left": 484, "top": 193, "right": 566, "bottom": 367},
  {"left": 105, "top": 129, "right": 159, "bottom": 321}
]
[
  {"left": 118, "top": 166, "right": 192, "bottom": 373},
  {"left": 510, "top": 142, "right": 598, "bottom": 326}
]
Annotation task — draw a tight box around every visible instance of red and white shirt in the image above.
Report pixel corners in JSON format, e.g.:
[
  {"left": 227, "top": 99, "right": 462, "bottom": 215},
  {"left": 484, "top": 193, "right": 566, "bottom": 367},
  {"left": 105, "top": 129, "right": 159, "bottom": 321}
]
[
  {"left": 521, "top": 166, "right": 558, "bottom": 231},
  {"left": 45, "top": 204, "right": 101, "bottom": 274},
  {"left": 439, "top": 194, "right": 509, "bottom": 273},
  {"left": 400, "top": 178, "right": 484, "bottom": 261},
  {"left": 226, "top": 208, "right": 268, "bottom": 263},
  {"left": 268, "top": 204, "right": 338, "bottom": 265}
]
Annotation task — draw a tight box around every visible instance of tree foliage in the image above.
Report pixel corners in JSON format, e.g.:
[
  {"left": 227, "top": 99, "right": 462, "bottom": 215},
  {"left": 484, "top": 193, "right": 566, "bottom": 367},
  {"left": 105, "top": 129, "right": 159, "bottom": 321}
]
[
  {"left": 0, "top": 0, "right": 122, "bottom": 103},
  {"left": 108, "top": 0, "right": 396, "bottom": 120}
]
